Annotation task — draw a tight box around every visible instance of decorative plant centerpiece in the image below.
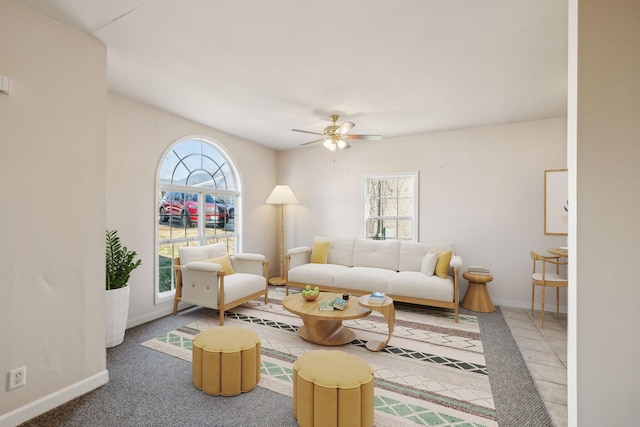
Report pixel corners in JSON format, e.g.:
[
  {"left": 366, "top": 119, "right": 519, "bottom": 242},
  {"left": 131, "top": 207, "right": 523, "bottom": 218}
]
[{"left": 106, "top": 229, "right": 142, "bottom": 347}]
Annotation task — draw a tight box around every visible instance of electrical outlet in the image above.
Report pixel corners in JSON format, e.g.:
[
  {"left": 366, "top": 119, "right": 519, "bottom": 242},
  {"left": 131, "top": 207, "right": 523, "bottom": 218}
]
[{"left": 8, "top": 367, "right": 26, "bottom": 390}]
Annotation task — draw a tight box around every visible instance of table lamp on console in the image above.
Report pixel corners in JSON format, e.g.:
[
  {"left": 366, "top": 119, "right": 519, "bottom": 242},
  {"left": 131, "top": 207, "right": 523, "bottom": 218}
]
[{"left": 265, "top": 185, "right": 298, "bottom": 285}]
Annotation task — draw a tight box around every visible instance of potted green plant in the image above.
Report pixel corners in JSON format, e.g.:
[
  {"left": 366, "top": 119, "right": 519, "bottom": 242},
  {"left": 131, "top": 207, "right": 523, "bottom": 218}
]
[{"left": 106, "top": 229, "right": 142, "bottom": 347}]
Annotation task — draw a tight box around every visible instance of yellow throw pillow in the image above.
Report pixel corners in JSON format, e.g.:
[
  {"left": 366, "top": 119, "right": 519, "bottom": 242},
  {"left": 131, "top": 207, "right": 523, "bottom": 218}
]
[
  {"left": 310, "top": 241, "right": 330, "bottom": 264},
  {"left": 204, "top": 255, "right": 236, "bottom": 275},
  {"left": 434, "top": 250, "right": 453, "bottom": 279}
]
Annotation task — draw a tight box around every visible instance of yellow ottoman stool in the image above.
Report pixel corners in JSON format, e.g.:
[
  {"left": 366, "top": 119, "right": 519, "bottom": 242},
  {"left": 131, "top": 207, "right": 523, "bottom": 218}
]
[
  {"left": 293, "top": 350, "right": 374, "bottom": 427},
  {"left": 192, "top": 327, "right": 261, "bottom": 396}
]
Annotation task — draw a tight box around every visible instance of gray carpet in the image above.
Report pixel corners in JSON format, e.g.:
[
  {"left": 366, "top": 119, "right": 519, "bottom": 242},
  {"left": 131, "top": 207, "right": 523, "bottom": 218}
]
[
  {"left": 477, "top": 308, "right": 554, "bottom": 427},
  {"left": 19, "top": 302, "right": 553, "bottom": 427}
]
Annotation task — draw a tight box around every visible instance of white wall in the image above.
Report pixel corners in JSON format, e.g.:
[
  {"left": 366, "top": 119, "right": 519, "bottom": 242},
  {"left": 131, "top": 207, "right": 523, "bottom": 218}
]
[
  {"left": 278, "top": 118, "right": 568, "bottom": 310},
  {"left": 11, "top": 1, "right": 640, "bottom": 424},
  {"left": 0, "top": 1, "right": 108, "bottom": 423},
  {"left": 572, "top": 1, "right": 640, "bottom": 424},
  {"left": 107, "top": 93, "right": 279, "bottom": 328}
]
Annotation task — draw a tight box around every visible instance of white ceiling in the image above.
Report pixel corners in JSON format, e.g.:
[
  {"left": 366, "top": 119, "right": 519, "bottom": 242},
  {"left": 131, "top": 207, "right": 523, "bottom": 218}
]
[{"left": 18, "top": 0, "right": 568, "bottom": 151}]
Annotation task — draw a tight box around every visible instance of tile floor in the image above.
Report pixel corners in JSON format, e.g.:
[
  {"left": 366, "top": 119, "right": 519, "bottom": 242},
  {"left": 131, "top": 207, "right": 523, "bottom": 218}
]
[{"left": 500, "top": 306, "right": 567, "bottom": 427}]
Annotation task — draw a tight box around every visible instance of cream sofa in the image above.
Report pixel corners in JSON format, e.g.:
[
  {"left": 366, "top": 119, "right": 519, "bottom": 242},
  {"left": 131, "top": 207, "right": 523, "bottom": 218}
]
[{"left": 285, "top": 237, "right": 463, "bottom": 322}]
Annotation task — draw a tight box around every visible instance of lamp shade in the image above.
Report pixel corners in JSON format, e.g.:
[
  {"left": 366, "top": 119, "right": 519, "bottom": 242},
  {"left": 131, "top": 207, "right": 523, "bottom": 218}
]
[{"left": 265, "top": 185, "right": 298, "bottom": 205}]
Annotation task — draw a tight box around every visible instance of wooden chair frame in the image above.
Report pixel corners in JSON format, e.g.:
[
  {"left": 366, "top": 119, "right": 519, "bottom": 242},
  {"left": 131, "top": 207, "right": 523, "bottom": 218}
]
[{"left": 530, "top": 251, "right": 568, "bottom": 328}]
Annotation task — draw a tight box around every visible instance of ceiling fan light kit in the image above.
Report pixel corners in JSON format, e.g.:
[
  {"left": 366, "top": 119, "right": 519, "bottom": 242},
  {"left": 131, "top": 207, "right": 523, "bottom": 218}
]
[
  {"left": 322, "top": 139, "right": 337, "bottom": 151},
  {"left": 293, "top": 114, "right": 382, "bottom": 151},
  {"left": 336, "top": 139, "right": 349, "bottom": 150}
]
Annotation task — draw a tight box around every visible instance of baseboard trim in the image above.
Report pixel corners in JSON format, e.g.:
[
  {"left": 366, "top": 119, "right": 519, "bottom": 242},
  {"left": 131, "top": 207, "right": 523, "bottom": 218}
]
[
  {"left": 493, "top": 297, "right": 567, "bottom": 314},
  {"left": 126, "top": 304, "right": 174, "bottom": 329},
  {"left": 127, "top": 301, "right": 197, "bottom": 329},
  {"left": 0, "top": 370, "right": 109, "bottom": 427}
]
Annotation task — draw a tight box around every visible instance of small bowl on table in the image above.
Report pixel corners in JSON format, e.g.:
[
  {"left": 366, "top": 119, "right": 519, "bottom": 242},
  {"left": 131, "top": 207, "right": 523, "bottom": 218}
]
[{"left": 302, "top": 293, "right": 319, "bottom": 301}]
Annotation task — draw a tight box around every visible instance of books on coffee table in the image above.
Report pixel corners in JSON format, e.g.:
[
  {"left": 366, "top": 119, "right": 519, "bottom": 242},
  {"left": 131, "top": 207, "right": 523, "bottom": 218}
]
[
  {"left": 319, "top": 300, "right": 334, "bottom": 311},
  {"left": 333, "top": 297, "right": 347, "bottom": 310}
]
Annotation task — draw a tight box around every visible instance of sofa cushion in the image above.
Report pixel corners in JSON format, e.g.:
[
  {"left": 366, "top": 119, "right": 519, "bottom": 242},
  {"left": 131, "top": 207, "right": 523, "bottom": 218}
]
[
  {"left": 352, "top": 239, "right": 401, "bottom": 271},
  {"left": 434, "top": 250, "right": 453, "bottom": 279},
  {"left": 310, "top": 241, "right": 330, "bottom": 264},
  {"left": 398, "top": 241, "right": 455, "bottom": 272},
  {"left": 179, "top": 243, "right": 228, "bottom": 265},
  {"left": 223, "top": 273, "right": 267, "bottom": 303},
  {"left": 333, "top": 267, "right": 396, "bottom": 293},
  {"left": 420, "top": 252, "right": 438, "bottom": 276},
  {"left": 288, "top": 263, "right": 349, "bottom": 287},
  {"left": 398, "top": 241, "right": 429, "bottom": 272},
  {"left": 388, "top": 271, "right": 454, "bottom": 302},
  {"left": 315, "top": 236, "right": 355, "bottom": 266}
]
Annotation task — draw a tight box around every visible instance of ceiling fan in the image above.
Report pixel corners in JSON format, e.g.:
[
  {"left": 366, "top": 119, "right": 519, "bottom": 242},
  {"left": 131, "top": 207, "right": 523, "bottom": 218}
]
[{"left": 292, "top": 114, "right": 382, "bottom": 151}]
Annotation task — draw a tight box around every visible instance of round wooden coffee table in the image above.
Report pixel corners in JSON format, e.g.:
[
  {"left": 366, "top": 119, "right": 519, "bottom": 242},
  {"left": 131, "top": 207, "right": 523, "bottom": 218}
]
[{"left": 282, "top": 292, "right": 371, "bottom": 346}]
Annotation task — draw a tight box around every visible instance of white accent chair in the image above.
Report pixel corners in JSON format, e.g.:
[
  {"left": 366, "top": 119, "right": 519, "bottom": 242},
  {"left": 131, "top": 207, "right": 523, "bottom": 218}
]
[{"left": 172, "top": 243, "right": 269, "bottom": 325}]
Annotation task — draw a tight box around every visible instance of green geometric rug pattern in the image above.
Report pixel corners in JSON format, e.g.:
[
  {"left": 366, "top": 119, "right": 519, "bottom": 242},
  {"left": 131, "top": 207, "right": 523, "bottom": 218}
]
[
  {"left": 143, "top": 291, "right": 497, "bottom": 427},
  {"left": 148, "top": 331, "right": 493, "bottom": 427}
]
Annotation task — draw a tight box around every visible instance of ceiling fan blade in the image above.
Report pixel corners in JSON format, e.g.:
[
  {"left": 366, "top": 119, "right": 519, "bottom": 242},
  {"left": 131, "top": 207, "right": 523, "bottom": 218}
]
[
  {"left": 292, "top": 129, "right": 324, "bottom": 136},
  {"left": 345, "top": 134, "right": 382, "bottom": 141},
  {"left": 335, "top": 121, "right": 355, "bottom": 135},
  {"left": 299, "top": 138, "right": 324, "bottom": 146}
]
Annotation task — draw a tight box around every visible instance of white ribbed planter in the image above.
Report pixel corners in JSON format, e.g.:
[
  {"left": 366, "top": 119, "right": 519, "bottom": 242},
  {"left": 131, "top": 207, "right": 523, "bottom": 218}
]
[{"left": 106, "top": 285, "right": 130, "bottom": 348}]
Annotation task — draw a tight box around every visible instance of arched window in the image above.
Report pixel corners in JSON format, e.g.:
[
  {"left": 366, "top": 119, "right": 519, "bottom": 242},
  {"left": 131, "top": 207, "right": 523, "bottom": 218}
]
[{"left": 156, "top": 137, "right": 239, "bottom": 300}]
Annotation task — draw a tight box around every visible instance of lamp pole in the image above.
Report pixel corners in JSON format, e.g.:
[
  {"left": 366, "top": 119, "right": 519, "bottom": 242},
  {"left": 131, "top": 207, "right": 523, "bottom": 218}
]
[
  {"left": 269, "top": 202, "right": 286, "bottom": 286},
  {"left": 265, "top": 185, "right": 298, "bottom": 285}
]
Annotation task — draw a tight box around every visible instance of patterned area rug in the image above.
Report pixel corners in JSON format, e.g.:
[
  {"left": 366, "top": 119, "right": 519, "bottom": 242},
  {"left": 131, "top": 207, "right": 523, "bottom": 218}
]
[{"left": 142, "top": 289, "right": 498, "bottom": 427}]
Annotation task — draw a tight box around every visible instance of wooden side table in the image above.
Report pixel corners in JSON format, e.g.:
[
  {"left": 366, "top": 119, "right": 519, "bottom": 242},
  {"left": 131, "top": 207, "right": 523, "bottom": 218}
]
[
  {"left": 461, "top": 272, "right": 495, "bottom": 313},
  {"left": 357, "top": 295, "right": 395, "bottom": 351}
]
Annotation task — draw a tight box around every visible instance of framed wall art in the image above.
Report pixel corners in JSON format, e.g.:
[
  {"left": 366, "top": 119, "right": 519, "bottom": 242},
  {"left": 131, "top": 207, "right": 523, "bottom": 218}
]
[{"left": 544, "top": 169, "right": 568, "bottom": 235}]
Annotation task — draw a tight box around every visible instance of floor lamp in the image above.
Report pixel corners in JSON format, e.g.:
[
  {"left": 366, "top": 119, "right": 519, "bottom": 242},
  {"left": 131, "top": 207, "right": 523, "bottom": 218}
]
[{"left": 265, "top": 185, "right": 298, "bottom": 286}]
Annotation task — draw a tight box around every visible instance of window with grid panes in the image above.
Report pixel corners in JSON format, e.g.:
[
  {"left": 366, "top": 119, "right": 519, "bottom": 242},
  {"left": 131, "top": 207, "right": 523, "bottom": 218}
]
[
  {"left": 364, "top": 173, "right": 418, "bottom": 241},
  {"left": 156, "top": 138, "right": 239, "bottom": 302}
]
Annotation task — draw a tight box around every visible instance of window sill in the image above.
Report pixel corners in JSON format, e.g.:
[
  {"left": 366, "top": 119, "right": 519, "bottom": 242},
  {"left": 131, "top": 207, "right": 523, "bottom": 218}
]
[{"left": 155, "top": 289, "right": 176, "bottom": 305}]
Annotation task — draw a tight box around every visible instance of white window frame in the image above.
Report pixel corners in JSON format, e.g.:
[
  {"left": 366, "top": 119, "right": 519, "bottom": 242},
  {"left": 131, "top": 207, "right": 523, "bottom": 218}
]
[
  {"left": 363, "top": 172, "right": 419, "bottom": 241},
  {"left": 155, "top": 136, "right": 241, "bottom": 305}
]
